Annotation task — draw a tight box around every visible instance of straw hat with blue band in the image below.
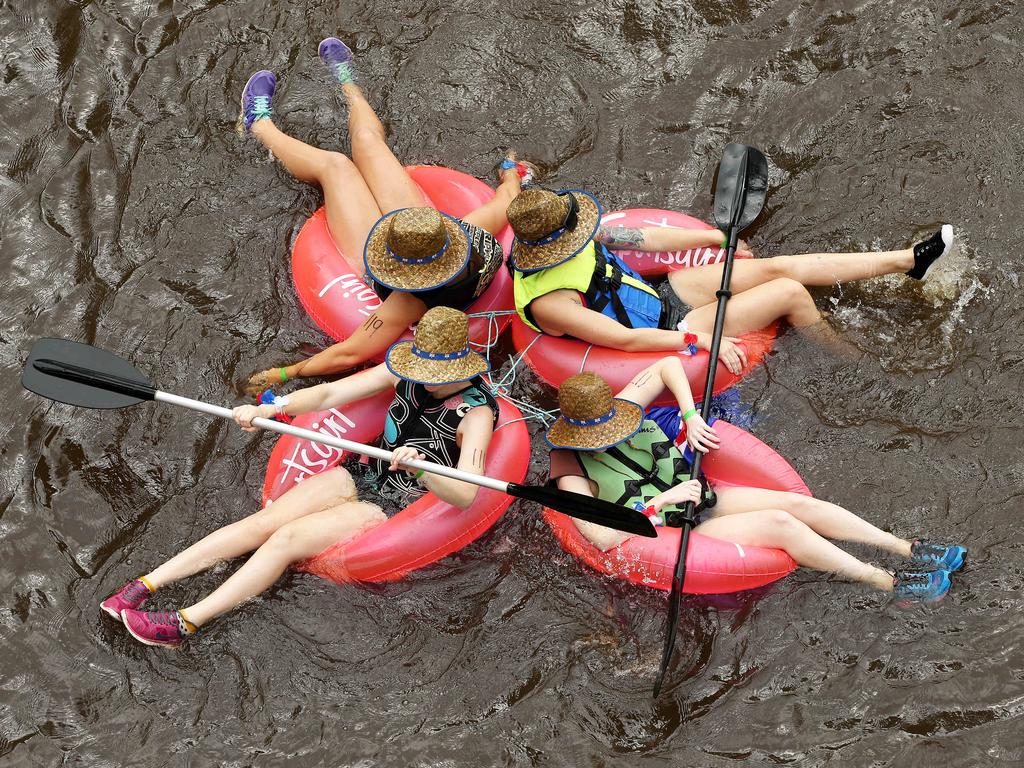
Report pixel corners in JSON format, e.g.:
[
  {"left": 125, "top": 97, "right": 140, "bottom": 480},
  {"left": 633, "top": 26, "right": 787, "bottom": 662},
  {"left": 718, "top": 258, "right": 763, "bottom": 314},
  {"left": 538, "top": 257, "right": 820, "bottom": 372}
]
[
  {"left": 385, "top": 307, "right": 490, "bottom": 385},
  {"left": 545, "top": 372, "right": 644, "bottom": 451},
  {"left": 364, "top": 207, "right": 471, "bottom": 292},
  {"left": 507, "top": 188, "right": 602, "bottom": 273}
]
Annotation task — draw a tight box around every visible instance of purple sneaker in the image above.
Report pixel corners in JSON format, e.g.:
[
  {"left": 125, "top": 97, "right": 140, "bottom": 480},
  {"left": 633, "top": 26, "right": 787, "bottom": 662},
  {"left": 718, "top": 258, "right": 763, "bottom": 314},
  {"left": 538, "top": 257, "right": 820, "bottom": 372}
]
[
  {"left": 100, "top": 579, "right": 152, "bottom": 621},
  {"left": 121, "top": 609, "right": 190, "bottom": 648},
  {"left": 318, "top": 37, "right": 356, "bottom": 84},
  {"left": 239, "top": 70, "right": 276, "bottom": 132}
]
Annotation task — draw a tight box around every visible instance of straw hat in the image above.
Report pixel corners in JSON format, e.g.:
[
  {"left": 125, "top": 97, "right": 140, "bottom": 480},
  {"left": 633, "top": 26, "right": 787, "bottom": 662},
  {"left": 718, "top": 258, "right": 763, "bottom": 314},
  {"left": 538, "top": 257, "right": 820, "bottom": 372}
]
[
  {"left": 545, "top": 372, "right": 643, "bottom": 450},
  {"left": 364, "top": 207, "right": 471, "bottom": 292},
  {"left": 385, "top": 307, "right": 490, "bottom": 385},
  {"left": 507, "top": 188, "right": 602, "bottom": 273}
]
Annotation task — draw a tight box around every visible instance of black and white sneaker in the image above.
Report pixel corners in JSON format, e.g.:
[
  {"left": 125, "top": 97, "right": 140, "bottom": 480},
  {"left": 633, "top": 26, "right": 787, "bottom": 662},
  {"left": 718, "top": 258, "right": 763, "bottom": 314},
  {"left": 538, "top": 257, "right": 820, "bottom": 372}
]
[{"left": 907, "top": 224, "right": 954, "bottom": 280}]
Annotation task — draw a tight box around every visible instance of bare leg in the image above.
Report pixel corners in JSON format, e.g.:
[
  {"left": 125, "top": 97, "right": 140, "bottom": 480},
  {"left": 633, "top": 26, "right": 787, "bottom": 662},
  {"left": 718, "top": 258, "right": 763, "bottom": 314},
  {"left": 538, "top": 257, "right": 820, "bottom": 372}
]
[
  {"left": 182, "top": 502, "right": 386, "bottom": 626},
  {"left": 669, "top": 247, "right": 914, "bottom": 309},
  {"left": 711, "top": 487, "right": 912, "bottom": 557},
  {"left": 696, "top": 509, "right": 894, "bottom": 590},
  {"left": 143, "top": 468, "right": 356, "bottom": 589},
  {"left": 251, "top": 119, "right": 381, "bottom": 267},
  {"left": 462, "top": 163, "right": 524, "bottom": 236},
  {"left": 683, "top": 278, "right": 822, "bottom": 335},
  {"left": 343, "top": 82, "right": 426, "bottom": 212}
]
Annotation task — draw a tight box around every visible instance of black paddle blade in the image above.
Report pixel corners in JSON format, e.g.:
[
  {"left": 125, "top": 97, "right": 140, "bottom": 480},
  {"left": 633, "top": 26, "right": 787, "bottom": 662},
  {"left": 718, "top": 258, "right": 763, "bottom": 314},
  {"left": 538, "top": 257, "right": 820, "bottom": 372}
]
[
  {"left": 22, "top": 338, "right": 155, "bottom": 409},
  {"left": 507, "top": 482, "right": 658, "bottom": 538},
  {"left": 713, "top": 143, "right": 769, "bottom": 232}
]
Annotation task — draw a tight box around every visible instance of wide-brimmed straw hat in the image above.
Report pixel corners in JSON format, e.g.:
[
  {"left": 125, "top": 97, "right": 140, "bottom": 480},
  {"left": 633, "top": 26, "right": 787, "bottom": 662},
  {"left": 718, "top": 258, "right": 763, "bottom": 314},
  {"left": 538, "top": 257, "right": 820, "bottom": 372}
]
[
  {"left": 364, "top": 207, "right": 471, "bottom": 292},
  {"left": 545, "top": 372, "right": 643, "bottom": 451},
  {"left": 507, "top": 188, "right": 602, "bottom": 273},
  {"left": 385, "top": 307, "right": 490, "bottom": 385}
]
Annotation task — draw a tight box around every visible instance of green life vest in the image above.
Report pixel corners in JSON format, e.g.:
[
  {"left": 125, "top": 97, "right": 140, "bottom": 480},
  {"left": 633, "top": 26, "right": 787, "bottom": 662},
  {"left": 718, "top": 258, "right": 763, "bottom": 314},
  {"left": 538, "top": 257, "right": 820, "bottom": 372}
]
[
  {"left": 577, "top": 419, "right": 693, "bottom": 512},
  {"left": 512, "top": 241, "right": 663, "bottom": 332}
]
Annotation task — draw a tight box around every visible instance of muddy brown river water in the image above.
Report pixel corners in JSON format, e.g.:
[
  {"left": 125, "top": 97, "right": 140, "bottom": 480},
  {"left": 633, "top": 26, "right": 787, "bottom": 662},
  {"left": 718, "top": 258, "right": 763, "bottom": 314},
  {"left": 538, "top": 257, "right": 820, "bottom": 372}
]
[{"left": 2, "top": 0, "right": 1023, "bottom": 765}]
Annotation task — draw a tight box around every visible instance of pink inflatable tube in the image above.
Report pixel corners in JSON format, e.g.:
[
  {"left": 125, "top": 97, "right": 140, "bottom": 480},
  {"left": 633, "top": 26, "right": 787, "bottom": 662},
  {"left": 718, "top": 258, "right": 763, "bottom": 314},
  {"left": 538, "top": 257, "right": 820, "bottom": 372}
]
[
  {"left": 510, "top": 209, "right": 778, "bottom": 406},
  {"left": 292, "top": 165, "right": 516, "bottom": 359},
  {"left": 543, "top": 418, "right": 809, "bottom": 593},
  {"left": 261, "top": 397, "right": 530, "bottom": 583}
]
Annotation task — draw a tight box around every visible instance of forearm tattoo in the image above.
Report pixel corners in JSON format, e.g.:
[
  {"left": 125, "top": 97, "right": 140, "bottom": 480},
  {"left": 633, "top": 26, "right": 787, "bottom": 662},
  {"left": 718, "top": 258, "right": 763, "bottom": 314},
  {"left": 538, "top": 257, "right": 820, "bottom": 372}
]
[
  {"left": 362, "top": 313, "right": 384, "bottom": 335},
  {"left": 630, "top": 371, "right": 652, "bottom": 388},
  {"left": 596, "top": 226, "right": 645, "bottom": 250}
]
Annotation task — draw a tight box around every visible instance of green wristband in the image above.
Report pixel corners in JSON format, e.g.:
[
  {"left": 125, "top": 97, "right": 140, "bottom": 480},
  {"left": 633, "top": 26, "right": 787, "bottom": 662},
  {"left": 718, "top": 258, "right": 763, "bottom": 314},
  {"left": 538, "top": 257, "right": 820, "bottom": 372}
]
[
  {"left": 278, "top": 367, "right": 288, "bottom": 383},
  {"left": 414, "top": 469, "right": 425, "bottom": 479},
  {"left": 682, "top": 408, "right": 698, "bottom": 421},
  {"left": 721, "top": 234, "right": 729, "bottom": 249}
]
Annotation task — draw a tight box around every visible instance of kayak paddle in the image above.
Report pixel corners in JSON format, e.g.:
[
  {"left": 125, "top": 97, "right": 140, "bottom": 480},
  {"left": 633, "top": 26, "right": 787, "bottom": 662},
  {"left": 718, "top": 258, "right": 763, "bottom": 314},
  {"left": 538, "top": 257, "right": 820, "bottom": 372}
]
[
  {"left": 22, "top": 339, "right": 658, "bottom": 538},
  {"left": 653, "top": 143, "right": 770, "bottom": 695}
]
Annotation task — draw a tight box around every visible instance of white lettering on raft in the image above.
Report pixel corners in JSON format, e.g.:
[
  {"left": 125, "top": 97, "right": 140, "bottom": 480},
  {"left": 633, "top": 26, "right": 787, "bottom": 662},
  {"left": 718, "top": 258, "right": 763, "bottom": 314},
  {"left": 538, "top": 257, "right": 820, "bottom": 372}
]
[
  {"left": 318, "top": 273, "right": 383, "bottom": 316},
  {"left": 276, "top": 409, "right": 359, "bottom": 487}
]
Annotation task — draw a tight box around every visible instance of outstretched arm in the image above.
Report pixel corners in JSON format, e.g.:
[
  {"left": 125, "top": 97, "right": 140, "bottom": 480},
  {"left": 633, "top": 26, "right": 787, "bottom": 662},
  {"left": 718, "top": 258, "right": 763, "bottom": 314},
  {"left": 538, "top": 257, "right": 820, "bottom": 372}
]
[
  {"left": 615, "top": 357, "right": 719, "bottom": 453},
  {"left": 234, "top": 363, "right": 397, "bottom": 430},
  {"left": 245, "top": 291, "right": 426, "bottom": 396},
  {"left": 596, "top": 226, "right": 751, "bottom": 257}
]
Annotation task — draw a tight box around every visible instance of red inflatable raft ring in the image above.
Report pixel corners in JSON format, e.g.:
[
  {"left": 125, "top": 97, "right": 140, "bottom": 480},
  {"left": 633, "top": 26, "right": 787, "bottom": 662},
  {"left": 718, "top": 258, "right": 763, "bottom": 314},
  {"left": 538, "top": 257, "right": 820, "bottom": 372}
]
[
  {"left": 291, "top": 165, "right": 516, "bottom": 360},
  {"left": 262, "top": 396, "right": 530, "bottom": 583},
  {"left": 510, "top": 209, "right": 778, "bottom": 406},
  {"left": 543, "top": 417, "right": 806, "bottom": 593}
]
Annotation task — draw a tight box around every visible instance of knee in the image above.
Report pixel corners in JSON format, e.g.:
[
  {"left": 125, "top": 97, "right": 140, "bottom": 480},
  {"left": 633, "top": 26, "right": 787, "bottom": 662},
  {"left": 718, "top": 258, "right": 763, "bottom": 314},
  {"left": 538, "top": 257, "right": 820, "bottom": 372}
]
[
  {"left": 773, "top": 278, "right": 815, "bottom": 310},
  {"left": 322, "top": 151, "right": 355, "bottom": 177},
  {"left": 762, "top": 508, "right": 801, "bottom": 532},
  {"left": 264, "top": 523, "right": 299, "bottom": 554},
  {"left": 350, "top": 124, "right": 386, "bottom": 146}
]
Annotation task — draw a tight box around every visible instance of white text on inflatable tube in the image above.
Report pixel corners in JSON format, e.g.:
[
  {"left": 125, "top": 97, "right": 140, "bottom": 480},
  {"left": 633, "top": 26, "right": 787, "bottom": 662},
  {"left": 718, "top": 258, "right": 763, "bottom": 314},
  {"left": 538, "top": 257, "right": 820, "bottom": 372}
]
[
  {"left": 318, "top": 273, "right": 383, "bottom": 316},
  {"left": 277, "top": 409, "right": 359, "bottom": 487}
]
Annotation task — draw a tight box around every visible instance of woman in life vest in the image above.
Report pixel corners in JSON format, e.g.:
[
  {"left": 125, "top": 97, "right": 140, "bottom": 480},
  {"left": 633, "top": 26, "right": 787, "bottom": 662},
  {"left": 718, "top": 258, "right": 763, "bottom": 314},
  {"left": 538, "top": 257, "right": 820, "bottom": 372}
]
[
  {"left": 102, "top": 307, "right": 498, "bottom": 647},
  {"left": 507, "top": 189, "right": 954, "bottom": 373},
  {"left": 547, "top": 361, "right": 966, "bottom": 602},
  {"left": 237, "top": 38, "right": 534, "bottom": 396}
]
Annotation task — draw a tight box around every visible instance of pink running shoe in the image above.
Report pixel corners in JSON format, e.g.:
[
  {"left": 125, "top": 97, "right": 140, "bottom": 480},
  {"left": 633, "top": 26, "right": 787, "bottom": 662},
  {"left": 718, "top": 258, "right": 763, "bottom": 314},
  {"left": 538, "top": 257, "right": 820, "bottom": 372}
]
[
  {"left": 121, "top": 609, "right": 190, "bottom": 648},
  {"left": 100, "top": 579, "right": 151, "bottom": 620}
]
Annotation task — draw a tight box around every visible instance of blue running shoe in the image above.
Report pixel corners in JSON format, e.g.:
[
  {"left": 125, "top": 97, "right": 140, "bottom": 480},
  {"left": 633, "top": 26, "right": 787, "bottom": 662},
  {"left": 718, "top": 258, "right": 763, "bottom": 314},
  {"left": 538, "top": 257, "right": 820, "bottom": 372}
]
[
  {"left": 893, "top": 570, "right": 952, "bottom": 603},
  {"left": 239, "top": 70, "right": 276, "bottom": 132},
  {"left": 318, "top": 37, "right": 356, "bottom": 84},
  {"left": 911, "top": 539, "right": 967, "bottom": 571}
]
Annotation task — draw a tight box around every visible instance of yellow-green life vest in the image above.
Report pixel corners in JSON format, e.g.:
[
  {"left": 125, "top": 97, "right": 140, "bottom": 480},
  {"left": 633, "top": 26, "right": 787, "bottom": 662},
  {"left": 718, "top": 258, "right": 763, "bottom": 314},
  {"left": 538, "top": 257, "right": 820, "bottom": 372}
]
[{"left": 512, "top": 242, "right": 663, "bottom": 332}]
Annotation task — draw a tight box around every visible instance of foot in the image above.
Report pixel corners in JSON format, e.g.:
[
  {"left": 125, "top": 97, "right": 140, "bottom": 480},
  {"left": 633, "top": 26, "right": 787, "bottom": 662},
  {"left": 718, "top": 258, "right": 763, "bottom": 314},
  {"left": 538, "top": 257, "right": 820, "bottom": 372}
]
[
  {"left": 239, "top": 70, "right": 276, "bottom": 132},
  {"left": 907, "top": 224, "right": 954, "bottom": 280},
  {"left": 100, "top": 578, "right": 152, "bottom": 620},
  {"left": 121, "top": 609, "right": 193, "bottom": 648},
  {"left": 499, "top": 151, "right": 538, "bottom": 185},
  {"left": 893, "top": 569, "right": 952, "bottom": 603},
  {"left": 911, "top": 539, "right": 967, "bottom": 571},
  {"left": 318, "top": 37, "right": 356, "bottom": 84}
]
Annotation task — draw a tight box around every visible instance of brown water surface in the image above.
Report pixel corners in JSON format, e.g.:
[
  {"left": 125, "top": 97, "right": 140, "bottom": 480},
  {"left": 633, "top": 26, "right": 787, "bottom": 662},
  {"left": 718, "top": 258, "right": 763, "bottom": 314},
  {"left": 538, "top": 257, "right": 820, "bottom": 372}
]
[{"left": 2, "top": 0, "right": 1022, "bottom": 765}]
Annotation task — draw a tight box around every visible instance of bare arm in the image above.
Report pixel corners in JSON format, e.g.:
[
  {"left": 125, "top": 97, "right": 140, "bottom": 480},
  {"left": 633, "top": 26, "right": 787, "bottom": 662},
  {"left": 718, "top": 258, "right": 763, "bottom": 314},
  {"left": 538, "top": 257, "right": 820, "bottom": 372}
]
[
  {"left": 530, "top": 291, "right": 685, "bottom": 352},
  {"left": 418, "top": 406, "right": 495, "bottom": 509},
  {"left": 462, "top": 167, "right": 522, "bottom": 235},
  {"left": 615, "top": 357, "right": 719, "bottom": 452},
  {"left": 245, "top": 292, "right": 426, "bottom": 395},
  {"left": 234, "top": 364, "right": 397, "bottom": 429},
  {"left": 595, "top": 225, "right": 724, "bottom": 253}
]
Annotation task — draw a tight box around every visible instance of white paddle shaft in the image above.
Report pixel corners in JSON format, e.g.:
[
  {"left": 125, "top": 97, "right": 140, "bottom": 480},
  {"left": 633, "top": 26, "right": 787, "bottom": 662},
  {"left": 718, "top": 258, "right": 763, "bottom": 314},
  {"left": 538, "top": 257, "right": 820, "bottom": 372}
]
[{"left": 154, "top": 390, "right": 510, "bottom": 493}]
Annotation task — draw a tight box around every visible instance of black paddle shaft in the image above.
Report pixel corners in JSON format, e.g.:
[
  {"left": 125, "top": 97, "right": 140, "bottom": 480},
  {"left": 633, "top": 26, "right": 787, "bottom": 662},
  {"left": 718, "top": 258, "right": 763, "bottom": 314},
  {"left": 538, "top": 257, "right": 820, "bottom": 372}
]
[{"left": 653, "top": 144, "right": 768, "bottom": 696}]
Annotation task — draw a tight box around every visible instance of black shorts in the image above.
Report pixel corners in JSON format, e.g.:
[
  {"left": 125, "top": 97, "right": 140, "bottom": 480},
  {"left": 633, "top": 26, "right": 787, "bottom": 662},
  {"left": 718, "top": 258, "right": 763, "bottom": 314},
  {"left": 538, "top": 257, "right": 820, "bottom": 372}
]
[
  {"left": 347, "top": 462, "right": 420, "bottom": 518},
  {"left": 656, "top": 280, "right": 694, "bottom": 331}
]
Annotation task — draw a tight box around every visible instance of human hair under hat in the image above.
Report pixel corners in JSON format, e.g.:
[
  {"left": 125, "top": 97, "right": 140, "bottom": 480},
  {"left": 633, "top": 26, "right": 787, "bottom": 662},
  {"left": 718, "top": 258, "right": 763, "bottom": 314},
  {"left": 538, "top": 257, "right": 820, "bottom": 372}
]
[
  {"left": 506, "top": 188, "right": 602, "bottom": 273},
  {"left": 364, "top": 207, "right": 471, "bottom": 292},
  {"left": 545, "top": 372, "right": 644, "bottom": 451},
  {"left": 385, "top": 307, "right": 490, "bottom": 385}
]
